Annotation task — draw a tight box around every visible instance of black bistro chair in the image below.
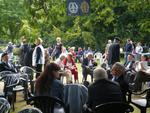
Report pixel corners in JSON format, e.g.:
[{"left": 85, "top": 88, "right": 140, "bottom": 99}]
[
  {"left": 1, "top": 73, "right": 28, "bottom": 110},
  {"left": 128, "top": 88, "right": 150, "bottom": 113},
  {"left": 18, "top": 107, "right": 43, "bottom": 113},
  {"left": 20, "top": 66, "right": 41, "bottom": 94},
  {"left": 0, "top": 71, "right": 13, "bottom": 78},
  {"left": 95, "top": 102, "right": 134, "bottom": 113},
  {"left": 27, "top": 96, "right": 66, "bottom": 113},
  {"left": 0, "top": 97, "right": 11, "bottom": 113}
]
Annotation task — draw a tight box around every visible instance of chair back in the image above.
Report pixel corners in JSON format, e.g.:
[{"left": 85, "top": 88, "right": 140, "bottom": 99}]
[
  {"left": 2, "top": 73, "right": 20, "bottom": 89},
  {"left": 95, "top": 102, "right": 134, "bottom": 113},
  {"left": 64, "top": 84, "right": 88, "bottom": 113},
  {"left": 0, "top": 73, "right": 21, "bottom": 103},
  {"left": 0, "top": 71, "right": 14, "bottom": 80},
  {"left": 146, "top": 88, "right": 150, "bottom": 106},
  {"left": 20, "top": 66, "right": 41, "bottom": 75},
  {"left": 20, "top": 66, "right": 41, "bottom": 94},
  {"left": 27, "top": 96, "right": 66, "bottom": 113},
  {"left": 18, "top": 107, "right": 43, "bottom": 113},
  {"left": 0, "top": 97, "right": 11, "bottom": 113}
]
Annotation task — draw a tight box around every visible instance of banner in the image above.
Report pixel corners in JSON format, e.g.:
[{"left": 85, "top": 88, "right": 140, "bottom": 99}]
[{"left": 67, "top": 0, "right": 90, "bottom": 16}]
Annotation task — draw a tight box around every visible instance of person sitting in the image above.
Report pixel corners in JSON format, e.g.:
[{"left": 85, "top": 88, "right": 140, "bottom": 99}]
[
  {"left": 55, "top": 54, "right": 66, "bottom": 70},
  {"left": 55, "top": 54, "right": 72, "bottom": 84},
  {"left": 135, "top": 55, "right": 150, "bottom": 72},
  {"left": 111, "top": 62, "right": 129, "bottom": 102},
  {"left": 82, "top": 53, "right": 97, "bottom": 82},
  {"left": 133, "top": 55, "right": 150, "bottom": 91},
  {"left": 0, "top": 52, "right": 18, "bottom": 73},
  {"left": 124, "top": 53, "right": 135, "bottom": 72},
  {"left": 63, "top": 53, "right": 78, "bottom": 83},
  {"left": 35, "top": 63, "right": 64, "bottom": 100},
  {"left": 87, "top": 68, "right": 123, "bottom": 110}
]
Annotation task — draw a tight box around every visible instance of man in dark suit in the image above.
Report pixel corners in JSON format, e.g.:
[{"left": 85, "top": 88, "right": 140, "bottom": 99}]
[
  {"left": 124, "top": 54, "right": 136, "bottom": 84},
  {"left": 124, "top": 53, "right": 135, "bottom": 71},
  {"left": 0, "top": 52, "right": 17, "bottom": 72},
  {"left": 82, "top": 53, "right": 97, "bottom": 82},
  {"left": 87, "top": 68, "right": 123, "bottom": 110},
  {"left": 108, "top": 37, "right": 120, "bottom": 67},
  {"left": 124, "top": 39, "right": 133, "bottom": 64}
]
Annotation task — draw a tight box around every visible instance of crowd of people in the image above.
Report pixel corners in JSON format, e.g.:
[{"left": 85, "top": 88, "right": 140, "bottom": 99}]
[{"left": 0, "top": 36, "right": 150, "bottom": 112}]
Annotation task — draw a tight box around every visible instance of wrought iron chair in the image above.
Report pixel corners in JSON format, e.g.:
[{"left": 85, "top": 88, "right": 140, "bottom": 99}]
[
  {"left": 27, "top": 96, "right": 66, "bottom": 113},
  {"left": 128, "top": 88, "right": 150, "bottom": 113},
  {"left": 0, "top": 71, "right": 14, "bottom": 79},
  {"left": 0, "top": 71, "right": 14, "bottom": 97},
  {"left": 18, "top": 107, "right": 43, "bottom": 113},
  {"left": 0, "top": 97, "right": 11, "bottom": 113},
  {"left": 1, "top": 73, "right": 28, "bottom": 110},
  {"left": 95, "top": 102, "right": 134, "bottom": 113},
  {"left": 20, "top": 66, "right": 41, "bottom": 94}
]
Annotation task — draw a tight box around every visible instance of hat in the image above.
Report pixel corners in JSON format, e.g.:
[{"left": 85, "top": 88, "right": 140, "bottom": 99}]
[
  {"left": 1, "top": 52, "right": 8, "bottom": 58},
  {"left": 114, "top": 37, "right": 120, "bottom": 41}
]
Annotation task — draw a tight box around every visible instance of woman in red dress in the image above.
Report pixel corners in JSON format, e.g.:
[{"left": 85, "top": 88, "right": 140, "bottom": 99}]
[{"left": 63, "top": 53, "right": 78, "bottom": 83}]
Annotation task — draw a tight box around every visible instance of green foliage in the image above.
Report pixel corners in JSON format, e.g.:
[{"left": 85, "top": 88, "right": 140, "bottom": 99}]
[{"left": 0, "top": 0, "right": 149, "bottom": 49}]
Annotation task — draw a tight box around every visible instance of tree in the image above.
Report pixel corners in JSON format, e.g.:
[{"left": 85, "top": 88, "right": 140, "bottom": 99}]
[{"left": 0, "top": 0, "right": 149, "bottom": 50}]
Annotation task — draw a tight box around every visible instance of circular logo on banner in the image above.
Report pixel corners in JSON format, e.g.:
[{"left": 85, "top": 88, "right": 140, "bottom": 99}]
[
  {"left": 80, "top": 1, "right": 89, "bottom": 14},
  {"left": 68, "top": 2, "right": 78, "bottom": 14}
]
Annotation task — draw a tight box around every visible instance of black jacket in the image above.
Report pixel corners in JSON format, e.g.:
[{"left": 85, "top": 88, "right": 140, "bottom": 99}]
[
  {"left": 108, "top": 43, "right": 120, "bottom": 66},
  {"left": 114, "top": 74, "right": 129, "bottom": 102},
  {"left": 87, "top": 79, "right": 123, "bottom": 110},
  {"left": 124, "top": 60, "right": 135, "bottom": 71},
  {"left": 0, "top": 61, "right": 17, "bottom": 73}
]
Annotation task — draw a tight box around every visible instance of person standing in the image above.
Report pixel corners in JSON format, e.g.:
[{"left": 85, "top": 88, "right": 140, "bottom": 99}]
[
  {"left": 103, "top": 40, "right": 112, "bottom": 63},
  {"left": 19, "top": 36, "right": 30, "bottom": 66},
  {"left": 52, "top": 37, "right": 63, "bottom": 59},
  {"left": 5, "top": 42, "right": 14, "bottom": 62},
  {"left": 32, "top": 38, "right": 45, "bottom": 78},
  {"left": 124, "top": 39, "right": 133, "bottom": 64},
  {"left": 108, "top": 37, "right": 120, "bottom": 67},
  {"left": 76, "top": 47, "right": 83, "bottom": 63},
  {"left": 105, "top": 40, "right": 112, "bottom": 56},
  {"left": 135, "top": 42, "right": 143, "bottom": 61}
]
